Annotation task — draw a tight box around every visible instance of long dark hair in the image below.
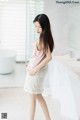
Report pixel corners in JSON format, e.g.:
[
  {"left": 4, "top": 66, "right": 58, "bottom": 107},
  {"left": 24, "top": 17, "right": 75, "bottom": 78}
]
[{"left": 33, "top": 14, "right": 55, "bottom": 53}]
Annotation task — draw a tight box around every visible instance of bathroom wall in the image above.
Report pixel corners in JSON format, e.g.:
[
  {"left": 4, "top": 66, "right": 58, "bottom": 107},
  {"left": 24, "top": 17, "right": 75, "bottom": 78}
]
[
  {"left": 68, "top": 5, "right": 80, "bottom": 59},
  {"left": 44, "top": 0, "right": 80, "bottom": 58},
  {"left": 44, "top": 0, "right": 69, "bottom": 55}
]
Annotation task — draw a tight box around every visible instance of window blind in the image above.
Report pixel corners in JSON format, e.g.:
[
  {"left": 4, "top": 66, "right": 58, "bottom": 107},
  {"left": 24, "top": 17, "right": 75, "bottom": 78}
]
[
  {"left": 0, "top": 0, "right": 26, "bottom": 62},
  {"left": 0, "top": 0, "right": 44, "bottom": 62}
]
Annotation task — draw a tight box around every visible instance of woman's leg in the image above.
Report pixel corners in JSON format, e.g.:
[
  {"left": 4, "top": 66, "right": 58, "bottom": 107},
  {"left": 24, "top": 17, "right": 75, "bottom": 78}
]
[
  {"left": 36, "top": 94, "right": 51, "bottom": 120},
  {"left": 27, "top": 93, "right": 37, "bottom": 120}
]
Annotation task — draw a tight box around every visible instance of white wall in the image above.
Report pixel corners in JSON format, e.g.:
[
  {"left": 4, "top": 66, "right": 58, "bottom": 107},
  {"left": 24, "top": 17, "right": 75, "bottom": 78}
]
[
  {"left": 68, "top": 5, "right": 80, "bottom": 59},
  {"left": 44, "top": 0, "right": 69, "bottom": 55},
  {"left": 44, "top": 0, "right": 80, "bottom": 58}
]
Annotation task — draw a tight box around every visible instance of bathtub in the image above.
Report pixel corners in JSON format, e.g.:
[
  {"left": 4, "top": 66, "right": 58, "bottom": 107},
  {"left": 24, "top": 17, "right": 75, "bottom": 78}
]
[{"left": 0, "top": 49, "right": 17, "bottom": 74}]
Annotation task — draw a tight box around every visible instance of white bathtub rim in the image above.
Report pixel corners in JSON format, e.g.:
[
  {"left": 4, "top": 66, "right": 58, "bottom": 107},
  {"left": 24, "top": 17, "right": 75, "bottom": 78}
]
[{"left": 0, "top": 49, "right": 17, "bottom": 58}]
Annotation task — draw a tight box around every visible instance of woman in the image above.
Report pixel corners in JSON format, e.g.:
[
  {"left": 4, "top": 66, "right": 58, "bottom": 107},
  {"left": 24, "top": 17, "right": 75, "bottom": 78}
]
[{"left": 24, "top": 14, "right": 54, "bottom": 120}]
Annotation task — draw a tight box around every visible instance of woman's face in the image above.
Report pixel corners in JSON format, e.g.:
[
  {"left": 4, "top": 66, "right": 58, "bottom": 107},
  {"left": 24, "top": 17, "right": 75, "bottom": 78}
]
[{"left": 34, "top": 21, "right": 42, "bottom": 34}]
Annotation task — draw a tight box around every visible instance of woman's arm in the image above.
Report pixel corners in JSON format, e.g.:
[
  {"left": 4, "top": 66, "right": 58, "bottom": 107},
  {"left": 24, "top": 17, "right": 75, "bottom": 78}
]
[
  {"left": 36, "top": 45, "right": 52, "bottom": 71},
  {"left": 28, "top": 45, "right": 52, "bottom": 75}
]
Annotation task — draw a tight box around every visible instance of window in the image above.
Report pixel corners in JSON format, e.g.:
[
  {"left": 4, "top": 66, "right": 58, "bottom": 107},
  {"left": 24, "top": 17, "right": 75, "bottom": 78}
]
[{"left": 0, "top": 0, "right": 44, "bottom": 62}]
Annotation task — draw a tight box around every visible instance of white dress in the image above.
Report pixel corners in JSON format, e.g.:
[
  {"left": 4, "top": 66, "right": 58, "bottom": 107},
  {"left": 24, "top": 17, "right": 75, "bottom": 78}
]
[{"left": 24, "top": 41, "right": 48, "bottom": 94}]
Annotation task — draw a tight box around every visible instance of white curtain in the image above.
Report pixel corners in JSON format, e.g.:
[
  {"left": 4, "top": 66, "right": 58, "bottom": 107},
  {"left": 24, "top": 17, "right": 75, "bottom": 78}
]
[{"left": 43, "top": 58, "right": 79, "bottom": 120}]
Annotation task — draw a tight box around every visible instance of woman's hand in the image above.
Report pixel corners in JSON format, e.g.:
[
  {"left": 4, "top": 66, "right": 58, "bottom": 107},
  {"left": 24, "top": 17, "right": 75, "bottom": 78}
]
[{"left": 28, "top": 67, "right": 39, "bottom": 76}]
